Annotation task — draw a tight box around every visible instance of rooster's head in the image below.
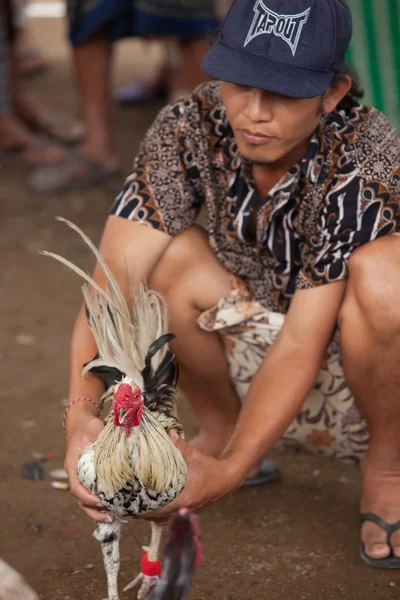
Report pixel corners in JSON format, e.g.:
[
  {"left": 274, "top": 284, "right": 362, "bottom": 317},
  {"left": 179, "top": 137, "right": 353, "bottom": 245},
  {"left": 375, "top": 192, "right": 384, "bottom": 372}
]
[{"left": 112, "top": 377, "right": 143, "bottom": 435}]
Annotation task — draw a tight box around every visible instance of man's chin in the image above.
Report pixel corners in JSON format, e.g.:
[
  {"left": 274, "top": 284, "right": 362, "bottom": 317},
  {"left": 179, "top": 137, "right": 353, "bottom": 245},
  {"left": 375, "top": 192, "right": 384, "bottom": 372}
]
[
  {"left": 237, "top": 143, "right": 281, "bottom": 166},
  {"left": 240, "top": 150, "right": 278, "bottom": 166}
]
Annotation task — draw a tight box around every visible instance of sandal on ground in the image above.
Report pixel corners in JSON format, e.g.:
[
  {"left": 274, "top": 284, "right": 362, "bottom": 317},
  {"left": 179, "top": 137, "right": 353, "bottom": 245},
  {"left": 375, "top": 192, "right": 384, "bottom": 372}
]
[
  {"left": 241, "top": 458, "right": 281, "bottom": 487},
  {"left": 114, "top": 81, "right": 168, "bottom": 105},
  {"left": 360, "top": 513, "right": 400, "bottom": 569},
  {"left": 29, "top": 149, "right": 121, "bottom": 193},
  {"left": 25, "top": 112, "right": 86, "bottom": 145}
]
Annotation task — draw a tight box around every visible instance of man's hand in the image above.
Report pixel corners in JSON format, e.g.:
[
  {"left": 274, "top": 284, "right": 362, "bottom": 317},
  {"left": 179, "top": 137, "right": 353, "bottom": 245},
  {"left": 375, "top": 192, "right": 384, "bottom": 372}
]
[
  {"left": 141, "top": 433, "right": 241, "bottom": 524},
  {"left": 64, "top": 410, "right": 114, "bottom": 523}
]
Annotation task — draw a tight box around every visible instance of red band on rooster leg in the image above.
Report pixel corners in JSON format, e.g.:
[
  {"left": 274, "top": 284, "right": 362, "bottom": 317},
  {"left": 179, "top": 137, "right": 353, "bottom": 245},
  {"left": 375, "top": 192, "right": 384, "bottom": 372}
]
[
  {"left": 194, "top": 541, "right": 204, "bottom": 567},
  {"left": 141, "top": 550, "right": 162, "bottom": 578}
]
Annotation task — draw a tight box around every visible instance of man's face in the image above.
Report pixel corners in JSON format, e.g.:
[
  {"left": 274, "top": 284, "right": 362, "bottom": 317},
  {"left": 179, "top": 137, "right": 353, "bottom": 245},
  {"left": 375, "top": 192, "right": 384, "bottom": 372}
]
[{"left": 220, "top": 82, "right": 324, "bottom": 165}]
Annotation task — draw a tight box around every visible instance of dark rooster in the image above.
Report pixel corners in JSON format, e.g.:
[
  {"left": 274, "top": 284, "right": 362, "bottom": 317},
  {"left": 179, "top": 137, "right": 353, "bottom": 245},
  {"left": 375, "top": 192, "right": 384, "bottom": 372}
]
[
  {"left": 42, "top": 218, "right": 187, "bottom": 600},
  {"left": 146, "top": 509, "right": 203, "bottom": 600}
]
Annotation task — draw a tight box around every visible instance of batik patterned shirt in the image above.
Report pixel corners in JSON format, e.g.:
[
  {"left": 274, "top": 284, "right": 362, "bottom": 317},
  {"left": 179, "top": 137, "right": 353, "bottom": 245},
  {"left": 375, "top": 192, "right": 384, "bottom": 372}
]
[{"left": 111, "top": 82, "right": 400, "bottom": 313}]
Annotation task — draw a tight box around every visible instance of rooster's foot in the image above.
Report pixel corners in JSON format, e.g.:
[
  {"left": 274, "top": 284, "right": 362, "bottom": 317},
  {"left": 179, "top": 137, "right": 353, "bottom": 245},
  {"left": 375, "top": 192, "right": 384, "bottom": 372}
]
[{"left": 123, "top": 573, "right": 159, "bottom": 600}]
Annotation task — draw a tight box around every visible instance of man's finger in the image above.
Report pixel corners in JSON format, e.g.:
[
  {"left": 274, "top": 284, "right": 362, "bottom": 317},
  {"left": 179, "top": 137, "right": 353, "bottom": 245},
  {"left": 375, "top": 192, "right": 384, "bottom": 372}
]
[
  {"left": 169, "top": 432, "right": 194, "bottom": 461},
  {"left": 79, "top": 503, "right": 115, "bottom": 523},
  {"left": 70, "top": 480, "right": 101, "bottom": 506}
]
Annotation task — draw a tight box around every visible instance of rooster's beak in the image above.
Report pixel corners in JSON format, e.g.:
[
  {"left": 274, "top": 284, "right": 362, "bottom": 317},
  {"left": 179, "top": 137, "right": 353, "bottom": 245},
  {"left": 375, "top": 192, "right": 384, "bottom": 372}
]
[{"left": 118, "top": 408, "right": 129, "bottom": 423}]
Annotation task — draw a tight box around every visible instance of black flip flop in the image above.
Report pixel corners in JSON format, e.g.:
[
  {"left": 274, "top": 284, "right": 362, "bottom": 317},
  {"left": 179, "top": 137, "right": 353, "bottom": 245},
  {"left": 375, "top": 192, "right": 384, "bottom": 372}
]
[
  {"left": 360, "top": 512, "right": 400, "bottom": 569},
  {"left": 241, "top": 458, "right": 281, "bottom": 487}
]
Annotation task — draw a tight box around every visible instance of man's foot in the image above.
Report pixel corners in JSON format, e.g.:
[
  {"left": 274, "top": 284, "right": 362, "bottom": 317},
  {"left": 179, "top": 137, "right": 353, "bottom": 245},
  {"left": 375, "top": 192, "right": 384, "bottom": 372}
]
[
  {"left": 29, "top": 147, "right": 121, "bottom": 193},
  {"left": 0, "top": 115, "right": 65, "bottom": 166},
  {"left": 13, "top": 90, "right": 85, "bottom": 144},
  {"left": 361, "top": 455, "right": 400, "bottom": 561}
]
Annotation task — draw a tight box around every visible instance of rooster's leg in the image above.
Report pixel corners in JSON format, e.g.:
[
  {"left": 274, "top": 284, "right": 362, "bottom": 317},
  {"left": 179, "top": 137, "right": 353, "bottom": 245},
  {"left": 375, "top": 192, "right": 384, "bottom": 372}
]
[
  {"left": 94, "top": 520, "right": 122, "bottom": 600},
  {"left": 123, "top": 521, "right": 163, "bottom": 600}
]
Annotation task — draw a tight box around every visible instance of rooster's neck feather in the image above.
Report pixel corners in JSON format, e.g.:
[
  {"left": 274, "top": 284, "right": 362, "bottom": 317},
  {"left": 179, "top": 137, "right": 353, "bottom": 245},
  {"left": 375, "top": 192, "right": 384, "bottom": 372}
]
[{"left": 93, "top": 408, "right": 187, "bottom": 498}]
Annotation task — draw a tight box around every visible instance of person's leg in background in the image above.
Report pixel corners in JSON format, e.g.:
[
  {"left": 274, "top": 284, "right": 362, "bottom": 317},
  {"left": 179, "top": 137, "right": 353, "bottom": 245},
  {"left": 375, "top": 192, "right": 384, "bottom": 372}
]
[
  {"left": 115, "top": 36, "right": 211, "bottom": 105},
  {"left": 115, "top": 0, "right": 218, "bottom": 105},
  {"left": 0, "top": 0, "right": 65, "bottom": 166},
  {"left": 72, "top": 30, "right": 121, "bottom": 174},
  {"left": 30, "top": 1, "right": 125, "bottom": 193}
]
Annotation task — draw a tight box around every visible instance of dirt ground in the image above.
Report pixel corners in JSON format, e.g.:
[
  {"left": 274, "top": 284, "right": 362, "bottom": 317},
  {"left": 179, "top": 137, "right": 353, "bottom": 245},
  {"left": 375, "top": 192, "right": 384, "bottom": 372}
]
[{"left": 1, "top": 13, "right": 399, "bottom": 600}]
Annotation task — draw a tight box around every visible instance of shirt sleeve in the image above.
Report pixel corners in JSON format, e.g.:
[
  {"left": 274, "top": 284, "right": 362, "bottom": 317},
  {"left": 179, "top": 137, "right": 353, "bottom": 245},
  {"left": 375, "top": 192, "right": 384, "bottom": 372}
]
[
  {"left": 111, "top": 99, "right": 205, "bottom": 237},
  {"left": 296, "top": 169, "right": 400, "bottom": 290}
]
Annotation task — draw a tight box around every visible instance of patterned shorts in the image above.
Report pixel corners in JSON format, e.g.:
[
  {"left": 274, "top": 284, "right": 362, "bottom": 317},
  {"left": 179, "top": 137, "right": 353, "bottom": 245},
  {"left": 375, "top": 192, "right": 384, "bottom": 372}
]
[{"left": 198, "top": 277, "right": 369, "bottom": 465}]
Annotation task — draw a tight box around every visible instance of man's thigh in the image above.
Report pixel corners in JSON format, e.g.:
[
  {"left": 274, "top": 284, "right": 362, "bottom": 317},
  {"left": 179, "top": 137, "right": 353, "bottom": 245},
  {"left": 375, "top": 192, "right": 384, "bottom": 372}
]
[{"left": 149, "top": 225, "right": 233, "bottom": 311}]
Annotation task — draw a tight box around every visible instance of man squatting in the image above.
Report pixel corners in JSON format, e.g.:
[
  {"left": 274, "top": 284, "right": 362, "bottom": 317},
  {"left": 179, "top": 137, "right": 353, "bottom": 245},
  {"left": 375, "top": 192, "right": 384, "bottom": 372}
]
[{"left": 64, "top": 0, "right": 400, "bottom": 568}]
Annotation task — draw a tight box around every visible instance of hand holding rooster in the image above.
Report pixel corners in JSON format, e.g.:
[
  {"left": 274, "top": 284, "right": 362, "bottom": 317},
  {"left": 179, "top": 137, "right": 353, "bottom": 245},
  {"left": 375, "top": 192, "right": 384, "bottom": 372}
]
[
  {"left": 141, "top": 433, "right": 241, "bottom": 524},
  {"left": 64, "top": 406, "right": 115, "bottom": 522}
]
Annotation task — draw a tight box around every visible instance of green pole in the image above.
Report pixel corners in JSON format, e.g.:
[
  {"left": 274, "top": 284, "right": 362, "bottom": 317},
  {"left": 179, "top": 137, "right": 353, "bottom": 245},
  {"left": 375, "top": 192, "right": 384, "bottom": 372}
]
[{"left": 346, "top": 0, "right": 399, "bottom": 130}]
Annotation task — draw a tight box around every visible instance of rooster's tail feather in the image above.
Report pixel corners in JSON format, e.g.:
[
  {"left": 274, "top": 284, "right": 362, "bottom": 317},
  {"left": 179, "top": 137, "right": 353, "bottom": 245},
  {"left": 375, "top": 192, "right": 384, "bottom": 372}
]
[{"left": 41, "top": 217, "right": 170, "bottom": 383}]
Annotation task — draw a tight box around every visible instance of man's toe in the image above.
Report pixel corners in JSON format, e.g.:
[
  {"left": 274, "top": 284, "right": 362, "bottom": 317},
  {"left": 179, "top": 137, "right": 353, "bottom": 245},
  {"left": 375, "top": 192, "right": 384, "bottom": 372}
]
[
  {"left": 362, "top": 522, "right": 392, "bottom": 559},
  {"left": 363, "top": 542, "right": 391, "bottom": 560}
]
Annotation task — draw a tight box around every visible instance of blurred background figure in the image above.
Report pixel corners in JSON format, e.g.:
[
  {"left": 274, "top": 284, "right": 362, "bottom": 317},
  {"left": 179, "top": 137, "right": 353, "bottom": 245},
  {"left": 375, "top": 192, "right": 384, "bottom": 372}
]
[
  {"left": 0, "top": 0, "right": 84, "bottom": 179},
  {"left": 31, "top": 0, "right": 218, "bottom": 193},
  {"left": 114, "top": 0, "right": 233, "bottom": 105},
  {"left": 114, "top": 37, "right": 210, "bottom": 106}
]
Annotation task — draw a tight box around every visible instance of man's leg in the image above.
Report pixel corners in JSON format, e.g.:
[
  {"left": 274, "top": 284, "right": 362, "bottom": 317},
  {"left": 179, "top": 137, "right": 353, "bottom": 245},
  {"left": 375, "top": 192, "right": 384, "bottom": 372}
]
[
  {"left": 0, "top": 16, "right": 63, "bottom": 165},
  {"left": 149, "top": 226, "right": 242, "bottom": 457},
  {"left": 339, "top": 234, "right": 400, "bottom": 559},
  {"left": 8, "top": 32, "right": 82, "bottom": 150}
]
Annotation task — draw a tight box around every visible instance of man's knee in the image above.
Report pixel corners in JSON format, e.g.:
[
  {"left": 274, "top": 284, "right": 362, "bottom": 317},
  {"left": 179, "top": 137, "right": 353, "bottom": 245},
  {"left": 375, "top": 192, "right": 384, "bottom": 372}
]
[{"left": 339, "top": 235, "right": 400, "bottom": 336}]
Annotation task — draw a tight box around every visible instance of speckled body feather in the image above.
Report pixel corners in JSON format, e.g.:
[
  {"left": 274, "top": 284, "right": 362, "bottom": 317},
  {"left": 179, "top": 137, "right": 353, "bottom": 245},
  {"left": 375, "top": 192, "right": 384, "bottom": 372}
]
[{"left": 78, "top": 405, "right": 187, "bottom": 518}]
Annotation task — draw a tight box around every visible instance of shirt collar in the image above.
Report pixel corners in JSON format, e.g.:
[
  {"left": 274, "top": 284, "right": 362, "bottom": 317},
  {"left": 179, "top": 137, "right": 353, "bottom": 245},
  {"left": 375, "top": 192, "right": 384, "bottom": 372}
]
[{"left": 299, "top": 115, "right": 329, "bottom": 185}]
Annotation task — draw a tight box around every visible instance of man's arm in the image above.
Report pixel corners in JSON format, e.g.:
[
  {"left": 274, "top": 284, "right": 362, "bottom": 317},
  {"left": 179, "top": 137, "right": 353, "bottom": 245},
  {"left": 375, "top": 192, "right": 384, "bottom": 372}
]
[
  {"left": 147, "top": 279, "right": 346, "bottom": 519},
  {"left": 65, "top": 216, "right": 172, "bottom": 521},
  {"left": 222, "top": 279, "right": 346, "bottom": 479}
]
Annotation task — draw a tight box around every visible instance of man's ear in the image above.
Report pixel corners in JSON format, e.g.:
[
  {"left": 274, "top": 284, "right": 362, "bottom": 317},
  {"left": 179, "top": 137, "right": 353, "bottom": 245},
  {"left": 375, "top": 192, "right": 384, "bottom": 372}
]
[{"left": 322, "top": 74, "right": 352, "bottom": 113}]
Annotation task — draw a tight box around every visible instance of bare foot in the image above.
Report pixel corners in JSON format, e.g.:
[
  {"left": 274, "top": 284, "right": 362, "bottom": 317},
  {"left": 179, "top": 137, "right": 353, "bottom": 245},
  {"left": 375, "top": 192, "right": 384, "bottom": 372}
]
[
  {"left": 14, "top": 91, "right": 85, "bottom": 145},
  {"left": 0, "top": 115, "right": 65, "bottom": 166},
  {"left": 80, "top": 143, "right": 121, "bottom": 173},
  {"left": 360, "top": 453, "right": 400, "bottom": 560}
]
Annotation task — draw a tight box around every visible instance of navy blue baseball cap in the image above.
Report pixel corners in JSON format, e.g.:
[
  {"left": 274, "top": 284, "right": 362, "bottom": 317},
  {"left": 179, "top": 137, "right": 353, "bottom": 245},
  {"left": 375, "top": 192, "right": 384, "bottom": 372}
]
[{"left": 202, "top": 0, "right": 352, "bottom": 98}]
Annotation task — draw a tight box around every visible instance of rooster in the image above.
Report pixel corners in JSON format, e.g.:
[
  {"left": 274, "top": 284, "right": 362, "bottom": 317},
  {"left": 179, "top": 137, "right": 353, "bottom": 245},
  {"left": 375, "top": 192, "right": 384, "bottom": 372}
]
[
  {"left": 42, "top": 218, "right": 187, "bottom": 600},
  {"left": 147, "top": 509, "right": 203, "bottom": 600}
]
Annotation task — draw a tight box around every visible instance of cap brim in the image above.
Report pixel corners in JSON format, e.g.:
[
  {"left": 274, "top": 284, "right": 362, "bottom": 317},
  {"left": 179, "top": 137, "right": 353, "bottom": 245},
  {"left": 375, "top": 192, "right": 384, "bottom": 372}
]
[{"left": 202, "top": 41, "right": 334, "bottom": 99}]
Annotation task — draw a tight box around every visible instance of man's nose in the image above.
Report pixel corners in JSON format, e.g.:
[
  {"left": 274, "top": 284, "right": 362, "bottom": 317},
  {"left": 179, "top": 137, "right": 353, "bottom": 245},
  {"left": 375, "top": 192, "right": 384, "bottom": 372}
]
[{"left": 244, "top": 89, "right": 274, "bottom": 122}]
